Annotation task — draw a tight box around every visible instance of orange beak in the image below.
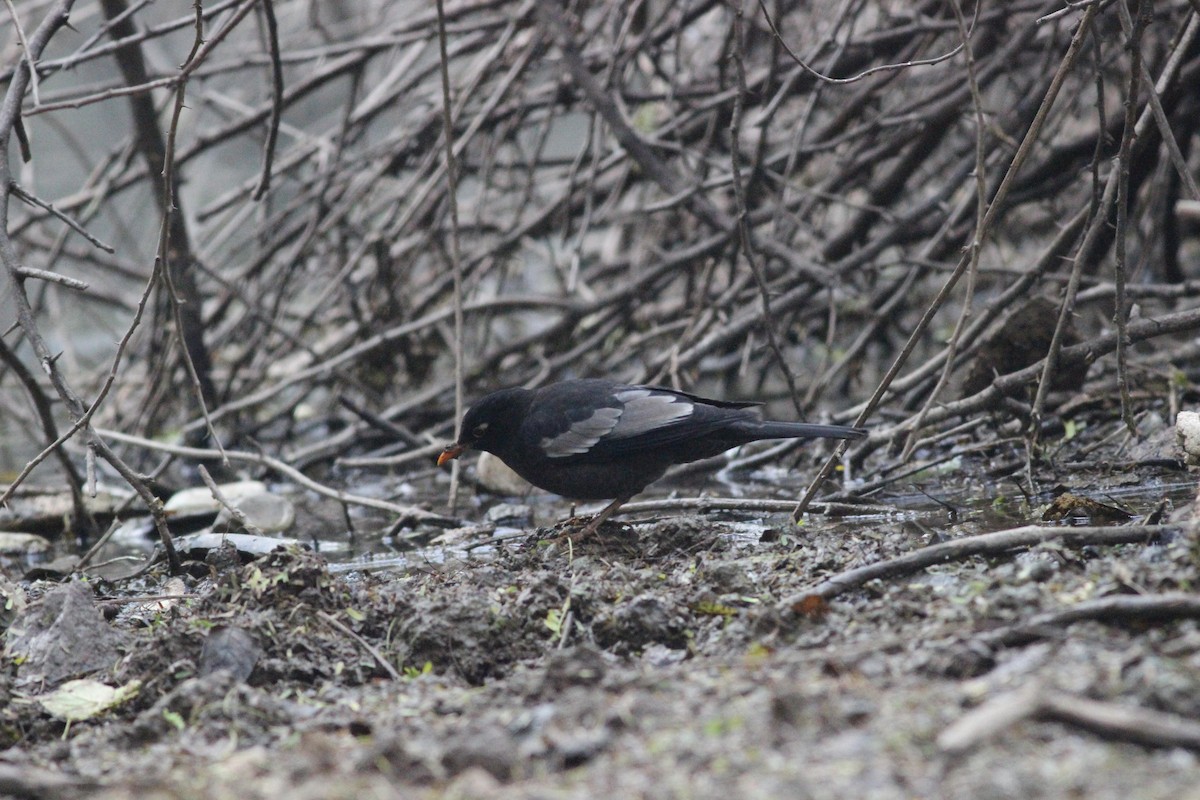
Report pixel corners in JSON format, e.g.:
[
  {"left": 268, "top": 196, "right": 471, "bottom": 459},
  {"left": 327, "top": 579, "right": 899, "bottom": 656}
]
[{"left": 437, "top": 442, "right": 467, "bottom": 467}]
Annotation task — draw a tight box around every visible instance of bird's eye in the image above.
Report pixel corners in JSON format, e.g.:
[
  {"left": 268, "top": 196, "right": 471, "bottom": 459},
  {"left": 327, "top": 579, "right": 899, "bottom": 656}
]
[{"left": 471, "top": 422, "right": 489, "bottom": 438}]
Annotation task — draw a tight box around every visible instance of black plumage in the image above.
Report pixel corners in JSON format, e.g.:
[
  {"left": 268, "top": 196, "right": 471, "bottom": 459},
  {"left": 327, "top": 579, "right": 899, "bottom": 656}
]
[{"left": 438, "top": 379, "right": 865, "bottom": 534}]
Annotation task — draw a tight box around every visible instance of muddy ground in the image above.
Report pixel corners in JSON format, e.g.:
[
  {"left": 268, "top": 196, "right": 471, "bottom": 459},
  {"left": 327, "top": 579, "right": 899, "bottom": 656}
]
[{"left": 2, "top": 416, "right": 1200, "bottom": 800}]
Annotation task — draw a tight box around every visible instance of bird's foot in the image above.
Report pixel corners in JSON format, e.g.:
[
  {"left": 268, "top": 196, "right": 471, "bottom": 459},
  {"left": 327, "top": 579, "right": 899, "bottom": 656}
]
[
  {"left": 519, "top": 497, "right": 638, "bottom": 553},
  {"left": 564, "top": 496, "right": 631, "bottom": 541},
  {"left": 540, "top": 515, "right": 626, "bottom": 542}
]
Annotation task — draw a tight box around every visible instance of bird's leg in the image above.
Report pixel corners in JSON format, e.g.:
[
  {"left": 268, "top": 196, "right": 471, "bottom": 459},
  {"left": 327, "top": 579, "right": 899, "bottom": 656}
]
[{"left": 574, "top": 495, "right": 631, "bottom": 538}]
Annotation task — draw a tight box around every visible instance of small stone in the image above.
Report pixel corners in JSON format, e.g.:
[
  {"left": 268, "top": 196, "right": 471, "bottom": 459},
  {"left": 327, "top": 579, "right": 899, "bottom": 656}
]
[
  {"left": 164, "top": 481, "right": 269, "bottom": 518},
  {"left": 484, "top": 503, "right": 533, "bottom": 526},
  {"left": 5, "top": 580, "right": 127, "bottom": 686},
  {"left": 1175, "top": 411, "right": 1200, "bottom": 465},
  {"left": 199, "top": 626, "right": 262, "bottom": 681},
  {"left": 214, "top": 492, "right": 296, "bottom": 534},
  {"left": 542, "top": 645, "right": 607, "bottom": 691},
  {"left": 442, "top": 766, "right": 500, "bottom": 799},
  {"left": 475, "top": 452, "right": 531, "bottom": 496},
  {"left": 441, "top": 725, "right": 519, "bottom": 781},
  {"left": 0, "top": 531, "right": 52, "bottom": 555}
]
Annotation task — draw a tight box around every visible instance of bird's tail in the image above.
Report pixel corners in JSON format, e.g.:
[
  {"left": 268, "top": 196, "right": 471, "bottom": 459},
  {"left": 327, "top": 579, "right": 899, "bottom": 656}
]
[{"left": 745, "top": 420, "right": 867, "bottom": 440}]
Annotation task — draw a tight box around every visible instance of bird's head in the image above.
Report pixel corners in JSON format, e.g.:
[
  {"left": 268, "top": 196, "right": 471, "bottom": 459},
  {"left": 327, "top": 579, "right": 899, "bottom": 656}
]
[{"left": 436, "top": 387, "right": 530, "bottom": 466}]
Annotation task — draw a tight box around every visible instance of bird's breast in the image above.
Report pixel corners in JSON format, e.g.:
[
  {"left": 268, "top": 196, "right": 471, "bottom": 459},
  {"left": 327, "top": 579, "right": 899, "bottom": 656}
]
[{"left": 504, "top": 451, "right": 671, "bottom": 501}]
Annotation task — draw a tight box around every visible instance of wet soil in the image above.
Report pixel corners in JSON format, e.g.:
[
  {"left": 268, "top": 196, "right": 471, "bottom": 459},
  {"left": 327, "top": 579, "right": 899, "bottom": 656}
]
[{"left": 3, "top": 420, "right": 1200, "bottom": 799}]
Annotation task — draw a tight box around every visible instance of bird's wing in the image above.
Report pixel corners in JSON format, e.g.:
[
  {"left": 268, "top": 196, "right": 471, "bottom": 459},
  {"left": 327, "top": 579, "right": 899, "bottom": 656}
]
[
  {"left": 536, "top": 404, "right": 624, "bottom": 456},
  {"left": 638, "top": 384, "right": 761, "bottom": 410},
  {"left": 535, "top": 386, "right": 740, "bottom": 459}
]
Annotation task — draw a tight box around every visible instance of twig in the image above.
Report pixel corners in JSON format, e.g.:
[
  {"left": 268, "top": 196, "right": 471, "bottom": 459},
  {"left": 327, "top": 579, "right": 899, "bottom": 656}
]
[
  {"left": 940, "top": 679, "right": 1200, "bottom": 754},
  {"left": 938, "top": 682, "right": 1044, "bottom": 755},
  {"left": 1111, "top": 0, "right": 1148, "bottom": 433},
  {"left": 153, "top": 0, "right": 225, "bottom": 451},
  {"left": 1038, "top": 689, "right": 1200, "bottom": 751},
  {"left": 8, "top": 182, "right": 115, "bottom": 252},
  {"left": 12, "top": 265, "right": 88, "bottom": 290},
  {"left": 730, "top": 0, "right": 803, "bottom": 416},
  {"left": 899, "top": 0, "right": 988, "bottom": 461},
  {"left": 614, "top": 496, "right": 904, "bottom": 518},
  {"left": 979, "top": 592, "right": 1200, "bottom": 648},
  {"left": 1115, "top": 7, "right": 1200, "bottom": 202},
  {"left": 316, "top": 610, "right": 402, "bottom": 682},
  {"left": 251, "top": 0, "right": 284, "bottom": 199},
  {"left": 782, "top": 524, "right": 1169, "bottom": 604},
  {"left": 2, "top": 0, "right": 41, "bottom": 105},
  {"left": 756, "top": 0, "right": 977, "bottom": 85},
  {"left": 436, "top": 0, "right": 466, "bottom": 513},
  {"left": 0, "top": 337, "right": 98, "bottom": 538},
  {"left": 96, "top": 427, "right": 456, "bottom": 529},
  {"left": 198, "top": 464, "right": 264, "bottom": 536}
]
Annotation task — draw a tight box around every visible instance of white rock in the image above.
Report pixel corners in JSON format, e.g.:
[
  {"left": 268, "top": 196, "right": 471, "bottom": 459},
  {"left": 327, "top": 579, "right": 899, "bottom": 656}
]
[
  {"left": 476, "top": 452, "right": 532, "bottom": 496},
  {"left": 0, "top": 531, "right": 52, "bottom": 555},
  {"left": 1175, "top": 411, "right": 1200, "bottom": 465},
  {"left": 164, "top": 481, "right": 269, "bottom": 517}
]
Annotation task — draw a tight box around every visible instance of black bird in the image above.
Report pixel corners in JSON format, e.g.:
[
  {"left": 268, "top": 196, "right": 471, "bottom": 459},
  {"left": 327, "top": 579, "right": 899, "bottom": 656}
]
[{"left": 438, "top": 379, "right": 866, "bottom": 536}]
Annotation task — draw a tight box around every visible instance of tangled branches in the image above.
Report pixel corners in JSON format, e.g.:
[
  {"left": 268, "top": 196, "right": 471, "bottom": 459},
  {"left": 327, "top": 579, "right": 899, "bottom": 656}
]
[{"left": 2, "top": 0, "right": 1199, "bottom": 530}]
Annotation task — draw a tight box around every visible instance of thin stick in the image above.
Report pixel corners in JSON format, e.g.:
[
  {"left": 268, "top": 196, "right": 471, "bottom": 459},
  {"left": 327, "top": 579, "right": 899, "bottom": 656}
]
[
  {"left": 96, "top": 427, "right": 454, "bottom": 528},
  {"left": 197, "top": 464, "right": 264, "bottom": 536},
  {"left": 316, "top": 610, "right": 402, "bottom": 682},
  {"left": 899, "top": 0, "right": 987, "bottom": 461},
  {"left": 1039, "top": 689, "right": 1200, "bottom": 751},
  {"left": 783, "top": 524, "right": 1168, "bottom": 604},
  {"left": 12, "top": 266, "right": 88, "bottom": 290},
  {"left": 251, "top": 0, "right": 284, "bottom": 199},
  {"left": 2, "top": 0, "right": 41, "bottom": 105},
  {"left": 731, "top": 0, "right": 804, "bottom": 415},
  {"left": 435, "top": 0, "right": 467, "bottom": 512},
  {"left": 8, "top": 183, "right": 114, "bottom": 252},
  {"left": 981, "top": 592, "right": 1200, "bottom": 648},
  {"left": 1112, "top": 0, "right": 1147, "bottom": 433}
]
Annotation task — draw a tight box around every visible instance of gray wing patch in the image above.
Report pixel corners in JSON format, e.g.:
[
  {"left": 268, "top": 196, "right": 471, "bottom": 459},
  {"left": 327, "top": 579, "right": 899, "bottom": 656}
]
[
  {"left": 540, "top": 390, "right": 695, "bottom": 457},
  {"left": 541, "top": 406, "right": 622, "bottom": 456},
  {"left": 609, "top": 389, "right": 693, "bottom": 438}
]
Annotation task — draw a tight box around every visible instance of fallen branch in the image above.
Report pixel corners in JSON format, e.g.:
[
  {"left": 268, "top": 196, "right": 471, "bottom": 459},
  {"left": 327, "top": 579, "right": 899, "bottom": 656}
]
[
  {"left": 97, "top": 428, "right": 456, "bottom": 530},
  {"left": 940, "top": 682, "right": 1200, "bottom": 754},
  {"left": 980, "top": 592, "right": 1200, "bottom": 648},
  {"left": 784, "top": 524, "right": 1171, "bottom": 603}
]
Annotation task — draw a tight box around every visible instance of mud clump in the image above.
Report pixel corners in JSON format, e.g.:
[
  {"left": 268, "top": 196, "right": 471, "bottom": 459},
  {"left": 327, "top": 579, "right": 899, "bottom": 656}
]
[{"left": 592, "top": 592, "right": 689, "bottom": 654}]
